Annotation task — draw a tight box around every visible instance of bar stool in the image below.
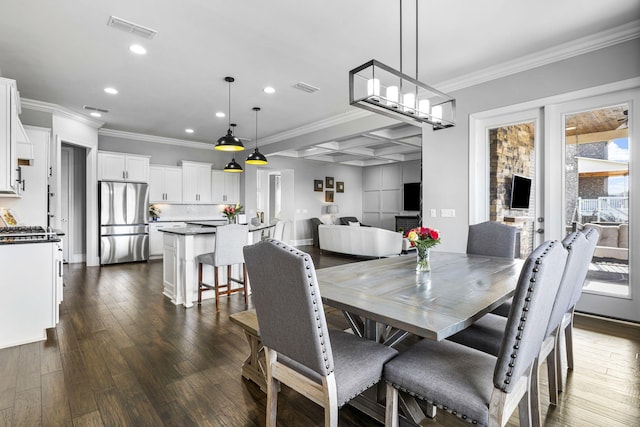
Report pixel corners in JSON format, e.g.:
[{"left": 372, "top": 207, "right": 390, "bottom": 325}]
[{"left": 197, "top": 224, "right": 249, "bottom": 313}]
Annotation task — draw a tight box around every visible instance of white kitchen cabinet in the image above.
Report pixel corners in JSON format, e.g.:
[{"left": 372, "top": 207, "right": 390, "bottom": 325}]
[
  {"left": 0, "top": 241, "right": 57, "bottom": 349},
  {"left": 0, "top": 77, "right": 29, "bottom": 196},
  {"left": 98, "top": 151, "right": 150, "bottom": 182},
  {"left": 180, "top": 161, "right": 211, "bottom": 203},
  {"left": 149, "top": 221, "right": 185, "bottom": 258},
  {"left": 0, "top": 127, "right": 50, "bottom": 226},
  {"left": 211, "top": 170, "right": 240, "bottom": 204},
  {"left": 149, "top": 165, "right": 182, "bottom": 203}
]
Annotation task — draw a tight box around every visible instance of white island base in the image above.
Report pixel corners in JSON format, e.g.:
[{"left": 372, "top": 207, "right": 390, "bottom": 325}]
[{"left": 161, "top": 225, "right": 271, "bottom": 308}]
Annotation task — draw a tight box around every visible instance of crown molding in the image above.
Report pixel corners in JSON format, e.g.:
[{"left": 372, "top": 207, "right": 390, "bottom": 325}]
[
  {"left": 263, "top": 20, "right": 640, "bottom": 146},
  {"left": 98, "top": 128, "right": 214, "bottom": 150},
  {"left": 435, "top": 19, "right": 640, "bottom": 94},
  {"left": 259, "top": 108, "right": 371, "bottom": 146},
  {"left": 21, "top": 21, "right": 640, "bottom": 150},
  {"left": 20, "top": 98, "right": 104, "bottom": 128}
]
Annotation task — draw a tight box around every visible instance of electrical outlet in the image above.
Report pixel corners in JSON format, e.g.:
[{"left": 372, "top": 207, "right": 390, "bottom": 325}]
[
  {"left": 430, "top": 209, "right": 437, "bottom": 217},
  {"left": 441, "top": 209, "right": 456, "bottom": 218}
]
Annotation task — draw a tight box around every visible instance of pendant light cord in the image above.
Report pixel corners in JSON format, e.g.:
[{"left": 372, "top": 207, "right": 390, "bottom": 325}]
[
  {"left": 227, "top": 80, "right": 232, "bottom": 129},
  {"left": 255, "top": 109, "right": 259, "bottom": 149}
]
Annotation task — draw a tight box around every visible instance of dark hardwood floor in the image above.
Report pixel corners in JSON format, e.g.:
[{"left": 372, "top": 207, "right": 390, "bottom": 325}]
[{"left": 0, "top": 246, "right": 638, "bottom": 426}]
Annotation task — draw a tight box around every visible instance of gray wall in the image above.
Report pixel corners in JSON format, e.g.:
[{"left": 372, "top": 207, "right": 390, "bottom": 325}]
[{"left": 422, "top": 38, "right": 640, "bottom": 252}]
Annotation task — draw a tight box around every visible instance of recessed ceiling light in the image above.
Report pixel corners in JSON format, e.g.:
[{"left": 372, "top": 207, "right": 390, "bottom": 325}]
[
  {"left": 129, "top": 44, "right": 147, "bottom": 55},
  {"left": 216, "top": 112, "right": 226, "bottom": 118},
  {"left": 104, "top": 87, "right": 118, "bottom": 95},
  {"left": 185, "top": 128, "right": 194, "bottom": 134},
  {"left": 90, "top": 112, "right": 102, "bottom": 118},
  {"left": 263, "top": 86, "right": 275, "bottom": 94}
]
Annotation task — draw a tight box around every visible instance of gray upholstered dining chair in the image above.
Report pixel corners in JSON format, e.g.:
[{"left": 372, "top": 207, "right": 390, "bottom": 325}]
[
  {"left": 243, "top": 239, "right": 398, "bottom": 427},
  {"left": 384, "top": 240, "right": 567, "bottom": 427},
  {"left": 557, "top": 227, "right": 599, "bottom": 390},
  {"left": 447, "top": 230, "right": 597, "bottom": 424},
  {"left": 467, "top": 221, "right": 519, "bottom": 259},
  {"left": 196, "top": 224, "right": 249, "bottom": 313}
]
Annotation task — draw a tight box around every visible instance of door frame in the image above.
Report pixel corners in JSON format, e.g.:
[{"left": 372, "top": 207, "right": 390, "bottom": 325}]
[
  {"left": 61, "top": 146, "right": 74, "bottom": 263},
  {"left": 546, "top": 88, "right": 639, "bottom": 322}
]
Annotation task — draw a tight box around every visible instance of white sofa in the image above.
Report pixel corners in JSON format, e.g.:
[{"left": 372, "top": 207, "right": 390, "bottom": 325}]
[
  {"left": 318, "top": 225, "right": 403, "bottom": 257},
  {"left": 583, "top": 223, "right": 628, "bottom": 261}
]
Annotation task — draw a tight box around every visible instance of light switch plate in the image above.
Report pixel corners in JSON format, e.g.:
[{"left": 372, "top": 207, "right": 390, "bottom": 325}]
[
  {"left": 430, "top": 209, "right": 437, "bottom": 217},
  {"left": 441, "top": 209, "right": 456, "bottom": 218}
]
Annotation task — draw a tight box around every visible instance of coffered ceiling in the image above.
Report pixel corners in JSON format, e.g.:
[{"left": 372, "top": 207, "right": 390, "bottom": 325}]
[{"left": 0, "top": 0, "right": 639, "bottom": 166}]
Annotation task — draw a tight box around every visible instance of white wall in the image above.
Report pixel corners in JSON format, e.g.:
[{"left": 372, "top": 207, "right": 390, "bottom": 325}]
[
  {"left": 244, "top": 155, "right": 363, "bottom": 245},
  {"left": 422, "top": 38, "right": 640, "bottom": 253}
]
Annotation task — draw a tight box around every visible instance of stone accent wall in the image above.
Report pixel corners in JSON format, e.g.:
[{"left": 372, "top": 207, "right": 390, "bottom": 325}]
[{"left": 489, "top": 123, "right": 535, "bottom": 256}]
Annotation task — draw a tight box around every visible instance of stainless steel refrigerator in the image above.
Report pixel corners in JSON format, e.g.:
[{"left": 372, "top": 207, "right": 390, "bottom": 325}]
[{"left": 99, "top": 181, "right": 149, "bottom": 265}]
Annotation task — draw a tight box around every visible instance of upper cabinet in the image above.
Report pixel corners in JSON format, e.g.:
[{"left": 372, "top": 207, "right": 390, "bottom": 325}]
[
  {"left": 149, "top": 165, "right": 182, "bottom": 203},
  {"left": 211, "top": 170, "right": 240, "bottom": 204},
  {"left": 180, "top": 161, "right": 212, "bottom": 203},
  {"left": 0, "top": 78, "right": 29, "bottom": 196},
  {"left": 98, "top": 151, "right": 150, "bottom": 182}
]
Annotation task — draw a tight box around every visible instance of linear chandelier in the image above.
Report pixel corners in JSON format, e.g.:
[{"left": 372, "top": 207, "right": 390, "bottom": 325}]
[{"left": 348, "top": 0, "right": 455, "bottom": 130}]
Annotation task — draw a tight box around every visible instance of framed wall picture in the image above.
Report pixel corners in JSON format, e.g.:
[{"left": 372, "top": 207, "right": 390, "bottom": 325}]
[
  {"left": 325, "top": 176, "right": 334, "bottom": 189},
  {"left": 336, "top": 181, "right": 344, "bottom": 193},
  {"left": 314, "top": 179, "right": 323, "bottom": 192},
  {"left": 325, "top": 191, "right": 334, "bottom": 203}
]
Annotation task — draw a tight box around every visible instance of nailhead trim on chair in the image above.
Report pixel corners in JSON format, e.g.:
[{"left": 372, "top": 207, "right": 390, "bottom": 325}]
[
  {"left": 500, "top": 240, "right": 557, "bottom": 391},
  {"left": 384, "top": 381, "right": 483, "bottom": 426},
  {"left": 266, "top": 239, "right": 334, "bottom": 374}
]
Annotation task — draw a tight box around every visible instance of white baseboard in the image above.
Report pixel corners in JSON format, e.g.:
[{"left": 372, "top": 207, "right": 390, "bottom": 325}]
[
  {"left": 69, "top": 253, "right": 86, "bottom": 264},
  {"left": 291, "top": 238, "right": 313, "bottom": 246}
]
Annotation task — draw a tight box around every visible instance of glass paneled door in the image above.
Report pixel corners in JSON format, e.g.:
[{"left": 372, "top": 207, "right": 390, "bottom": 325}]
[{"left": 548, "top": 89, "right": 639, "bottom": 322}]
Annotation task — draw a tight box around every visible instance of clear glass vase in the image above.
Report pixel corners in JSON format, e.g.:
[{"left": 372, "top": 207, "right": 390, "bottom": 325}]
[{"left": 416, "top": 246, "right": 431, "bottom": 272}]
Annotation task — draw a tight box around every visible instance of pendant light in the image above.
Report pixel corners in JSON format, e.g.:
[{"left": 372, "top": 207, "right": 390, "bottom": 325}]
[
  {"left": 246, "top": 107, "right": 268, "bottom": 165},
  {"left": 224, "top": 124, "right": 243, "bottom": 172},
  {"left": 223, "top": 157, "right": 243, "bottom": 172},
  {"left": 215, "top": 76, "right": 244, "bottom": 151}
]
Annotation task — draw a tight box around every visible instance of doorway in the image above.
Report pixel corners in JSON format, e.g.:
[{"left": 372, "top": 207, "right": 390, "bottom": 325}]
[
  {"left": 60, "top": 143, "right": 87, "bottom": 264},
  {"left": 469, "top": 108, "right": 543, "bottom": 255}
]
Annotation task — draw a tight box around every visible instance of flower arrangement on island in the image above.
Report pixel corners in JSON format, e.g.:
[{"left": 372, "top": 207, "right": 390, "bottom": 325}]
[
  {"left": 406, "top": 226, "right": 441, "bottom": 272},
  {"left": 222, "top": 203, "right": 243, "bottom": 222},
  {"left": 149, "top": 204, "right": 161, "bottom": 221}
]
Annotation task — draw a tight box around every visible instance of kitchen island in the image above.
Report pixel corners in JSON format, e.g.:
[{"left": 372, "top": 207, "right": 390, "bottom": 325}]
[{"left": 160, "top": 223, "right": 274, "bottom": 308}]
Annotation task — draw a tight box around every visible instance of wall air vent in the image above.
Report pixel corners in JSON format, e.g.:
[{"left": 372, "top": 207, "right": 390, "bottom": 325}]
[
  {"left": 107, "top": 16, "right": 157, "bottom": 40},
  {"left": 293, "top": 82, "right": 320, "bottom": 94},
  {"left": 83, "top": 105, "right": 110, "bottom": 113}
]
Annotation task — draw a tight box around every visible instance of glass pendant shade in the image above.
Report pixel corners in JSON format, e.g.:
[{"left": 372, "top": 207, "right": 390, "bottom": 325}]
[
  {"left": 246, "top": 148, "right": 268, "bottom": 165},
  {"left": 216, "top": 129, "right": 244, "bottom": 151},
  {"left": 223, "top": 157, "right": 243, "bottom": 172}
]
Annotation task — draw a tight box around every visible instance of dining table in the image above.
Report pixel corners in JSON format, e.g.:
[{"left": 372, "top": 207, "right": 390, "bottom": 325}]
[{"left": 314, "top": 251, "right": 524, "bottom": 425}]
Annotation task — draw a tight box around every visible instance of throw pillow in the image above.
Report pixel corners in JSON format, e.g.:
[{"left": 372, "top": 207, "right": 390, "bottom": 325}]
[{"left": 348, "top": 221, "right": 360, "bottom": 227}]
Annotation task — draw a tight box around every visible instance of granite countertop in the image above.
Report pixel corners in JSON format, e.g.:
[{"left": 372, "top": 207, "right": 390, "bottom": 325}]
[
  {"left": 185, "top": 220, "right": 229, "bottom": 227},
  {"left": 159, "top": 223, "right": 275, "bottom": 236}
]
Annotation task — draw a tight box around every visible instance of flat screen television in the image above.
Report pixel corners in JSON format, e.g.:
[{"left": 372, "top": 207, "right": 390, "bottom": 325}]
[
  {"left": 403, "top": 183, "right": 420, "bottom": 211},
  {"left": 510, "top": 174, "right": 532, "bottom": 210}
]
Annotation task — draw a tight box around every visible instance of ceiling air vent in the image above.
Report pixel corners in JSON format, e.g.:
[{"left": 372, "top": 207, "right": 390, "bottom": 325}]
[
  {"left": 83, "top": 105, "right": 110, "bottom": 113},
  {"left": 107, "top": 16, "right": 157, "bottom": 40},
  {"left": 293, "top": 82, "right": 320, "bottom": 94}
]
